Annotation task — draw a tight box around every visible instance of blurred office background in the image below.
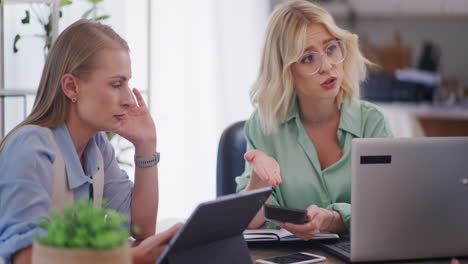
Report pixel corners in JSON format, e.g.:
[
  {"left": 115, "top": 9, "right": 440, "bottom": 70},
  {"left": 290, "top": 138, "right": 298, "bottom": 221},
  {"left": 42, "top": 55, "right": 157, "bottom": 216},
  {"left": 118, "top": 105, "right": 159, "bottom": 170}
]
[{"left": 1, "top": 0, "right": 467, "bottom": 221}]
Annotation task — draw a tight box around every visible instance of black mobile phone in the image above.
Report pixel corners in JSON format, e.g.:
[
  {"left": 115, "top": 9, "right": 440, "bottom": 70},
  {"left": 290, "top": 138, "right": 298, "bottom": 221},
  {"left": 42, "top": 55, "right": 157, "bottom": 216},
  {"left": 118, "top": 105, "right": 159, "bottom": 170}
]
[{"left": 263, "top": 204, "right": 307, "bottom": 224}]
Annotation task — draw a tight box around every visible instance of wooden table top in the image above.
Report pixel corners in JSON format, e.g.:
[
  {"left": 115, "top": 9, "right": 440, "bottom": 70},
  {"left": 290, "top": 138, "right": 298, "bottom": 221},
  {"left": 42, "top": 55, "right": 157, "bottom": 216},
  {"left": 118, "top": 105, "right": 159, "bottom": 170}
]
[{"left": 249, "top": 241, "right": 467, "bottom": 264}]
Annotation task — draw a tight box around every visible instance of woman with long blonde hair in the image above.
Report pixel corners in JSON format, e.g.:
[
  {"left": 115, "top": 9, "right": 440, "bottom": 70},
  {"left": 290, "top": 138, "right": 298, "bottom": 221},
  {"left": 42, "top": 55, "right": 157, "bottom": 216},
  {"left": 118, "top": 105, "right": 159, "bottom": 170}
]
[
  {"left": 236, "top": 0, "right": 392, "bottom": 239},
  {"left": 0, "top": 20, "right": 179, "bottom": 264}
]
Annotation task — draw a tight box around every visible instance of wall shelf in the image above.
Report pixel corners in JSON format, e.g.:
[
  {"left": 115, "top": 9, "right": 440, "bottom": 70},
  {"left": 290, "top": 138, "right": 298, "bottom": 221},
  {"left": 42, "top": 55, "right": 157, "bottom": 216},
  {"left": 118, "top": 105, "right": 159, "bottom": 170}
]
[
  {"left": 320, "top": 0, "right": 468, "bottom": 18},
  {"left": 273, "top": 0, "right": 468, "bottom": 18}
]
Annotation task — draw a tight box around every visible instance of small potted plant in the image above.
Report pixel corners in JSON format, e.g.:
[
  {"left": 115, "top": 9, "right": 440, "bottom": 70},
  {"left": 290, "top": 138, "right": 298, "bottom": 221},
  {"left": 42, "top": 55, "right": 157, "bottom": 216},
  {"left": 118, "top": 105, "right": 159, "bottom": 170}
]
[{"left": 32, "top": 198, "right": 132, "bottom": 264}]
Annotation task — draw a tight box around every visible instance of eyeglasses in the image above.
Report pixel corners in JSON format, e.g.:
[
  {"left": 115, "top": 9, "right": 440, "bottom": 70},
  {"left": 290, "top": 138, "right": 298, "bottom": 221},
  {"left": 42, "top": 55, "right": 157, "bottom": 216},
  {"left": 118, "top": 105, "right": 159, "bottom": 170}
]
[{"left": 296, "top": 40, "right": 346, "bottom": 75}]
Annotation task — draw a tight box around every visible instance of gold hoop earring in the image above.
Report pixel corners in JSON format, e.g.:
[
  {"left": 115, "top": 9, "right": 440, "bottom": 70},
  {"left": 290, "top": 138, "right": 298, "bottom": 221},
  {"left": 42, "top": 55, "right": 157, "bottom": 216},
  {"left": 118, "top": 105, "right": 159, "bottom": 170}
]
[{"left": 71, "top": 98, "right": 77, "bottom": 103}]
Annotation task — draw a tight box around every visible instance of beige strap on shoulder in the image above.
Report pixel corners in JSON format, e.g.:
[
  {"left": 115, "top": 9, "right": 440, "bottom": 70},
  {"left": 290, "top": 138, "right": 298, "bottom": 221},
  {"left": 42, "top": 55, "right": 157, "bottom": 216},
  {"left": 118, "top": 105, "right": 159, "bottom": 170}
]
[
  {"left": 45, "top": 128, "right": 74, "bottom": 211},
  {"left": 45, "top": 128, "right": 104, "bottom": 210},
  {"left": 92, "top": 145, "right": 104, "bottom": 208}
]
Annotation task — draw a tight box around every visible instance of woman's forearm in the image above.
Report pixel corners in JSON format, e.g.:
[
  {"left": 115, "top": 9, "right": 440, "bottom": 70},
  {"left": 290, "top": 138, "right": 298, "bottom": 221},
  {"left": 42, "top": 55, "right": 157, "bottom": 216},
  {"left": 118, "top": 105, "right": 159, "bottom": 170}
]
[
  {"left": 131, "top": 145, "right": 159, "bottom": 239},
  {"left": 328, "top": 210, "right": 347, "bottom": 233},
  {"left": 246, "top": 201, "right": 269, "bottom": 229},
  {"left": 245, "top": 171, "right": 270, "bottom": 229},
  {"left": 131, "top": 165, "right": 159, "bottom": 239},
  {"left": 12, "top": 246, "right": 32, "bottom": 264}
]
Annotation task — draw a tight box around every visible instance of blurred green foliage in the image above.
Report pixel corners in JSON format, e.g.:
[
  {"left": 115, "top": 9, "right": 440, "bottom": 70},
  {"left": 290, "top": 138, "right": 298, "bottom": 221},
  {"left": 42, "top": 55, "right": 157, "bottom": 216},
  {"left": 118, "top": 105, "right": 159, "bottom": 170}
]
[
  {"left": 11, "top": 0, "right": 110, "bottom": 56},
  {"left": 36, "top": 198, "right": 131, "bottom": 249}
]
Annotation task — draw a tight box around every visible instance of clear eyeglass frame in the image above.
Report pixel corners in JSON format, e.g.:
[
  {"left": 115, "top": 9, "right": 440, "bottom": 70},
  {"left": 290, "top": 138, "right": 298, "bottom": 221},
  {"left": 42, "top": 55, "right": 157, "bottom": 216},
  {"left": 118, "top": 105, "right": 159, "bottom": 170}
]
[{"left": 296, "top": 39, "right": 347, "bottom": 75}]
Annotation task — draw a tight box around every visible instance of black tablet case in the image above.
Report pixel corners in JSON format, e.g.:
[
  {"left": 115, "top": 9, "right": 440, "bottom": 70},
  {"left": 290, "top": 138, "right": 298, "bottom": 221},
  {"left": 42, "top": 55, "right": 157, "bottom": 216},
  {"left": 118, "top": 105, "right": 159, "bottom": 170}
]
[{"left": 157, "top": 187, "right": 272, "bottom": 264}]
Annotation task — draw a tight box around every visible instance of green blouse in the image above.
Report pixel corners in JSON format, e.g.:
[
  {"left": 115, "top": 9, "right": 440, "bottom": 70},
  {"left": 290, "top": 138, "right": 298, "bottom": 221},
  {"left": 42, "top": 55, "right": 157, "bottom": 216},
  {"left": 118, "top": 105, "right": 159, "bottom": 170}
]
[{"left": 236, "top": 99, "right": 393, "bottom": 230}]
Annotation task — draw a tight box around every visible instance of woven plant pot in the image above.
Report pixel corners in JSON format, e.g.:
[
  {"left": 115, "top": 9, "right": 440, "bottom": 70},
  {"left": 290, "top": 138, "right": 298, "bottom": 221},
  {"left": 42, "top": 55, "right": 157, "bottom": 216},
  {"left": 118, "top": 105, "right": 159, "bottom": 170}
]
[{"left": 31, "top": 241, "right": 131, "bottom": 264}]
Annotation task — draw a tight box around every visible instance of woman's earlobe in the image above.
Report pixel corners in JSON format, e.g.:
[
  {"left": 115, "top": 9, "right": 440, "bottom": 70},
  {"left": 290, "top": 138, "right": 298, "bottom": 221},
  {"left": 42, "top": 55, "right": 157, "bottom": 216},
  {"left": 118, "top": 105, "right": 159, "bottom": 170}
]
[{"left": 61, "top": 73, "right": 79, "bottom": 100}]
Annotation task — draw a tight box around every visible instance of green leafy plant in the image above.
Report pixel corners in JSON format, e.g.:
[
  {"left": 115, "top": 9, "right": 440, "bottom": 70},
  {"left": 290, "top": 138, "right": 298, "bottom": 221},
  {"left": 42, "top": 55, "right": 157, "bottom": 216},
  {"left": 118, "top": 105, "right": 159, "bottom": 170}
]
[
  {"left": 12, "top": 0, "right": 72, "bottom": 56},
  {"left": 12, "top": 0, "right": 110, "bottom": 56},
  {"left": 37, "top": 198, "right": 132, "bottom": 249},
  {"left": 81, "top": 0, "right": 110, "bottom": 21}
]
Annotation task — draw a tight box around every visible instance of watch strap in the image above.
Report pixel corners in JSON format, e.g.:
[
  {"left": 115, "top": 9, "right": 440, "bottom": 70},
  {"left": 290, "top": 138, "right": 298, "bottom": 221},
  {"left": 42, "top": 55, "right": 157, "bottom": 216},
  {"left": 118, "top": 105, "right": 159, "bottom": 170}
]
[{"left": 134, "top": 152, "right": 160, "bottom": 168}]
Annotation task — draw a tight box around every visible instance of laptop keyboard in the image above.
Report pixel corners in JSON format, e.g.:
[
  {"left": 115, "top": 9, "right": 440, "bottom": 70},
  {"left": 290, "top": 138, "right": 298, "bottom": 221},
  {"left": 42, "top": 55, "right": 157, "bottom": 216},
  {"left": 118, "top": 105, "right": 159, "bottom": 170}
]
[
  {"left": 333, "top": 241, "right": 351, "bottom": 253},
  {"left": 318, "top": 239, "right": 351, "bottom": 261},
  {"left": 319, "top": 238, "right": 351, "bottom": 262}
]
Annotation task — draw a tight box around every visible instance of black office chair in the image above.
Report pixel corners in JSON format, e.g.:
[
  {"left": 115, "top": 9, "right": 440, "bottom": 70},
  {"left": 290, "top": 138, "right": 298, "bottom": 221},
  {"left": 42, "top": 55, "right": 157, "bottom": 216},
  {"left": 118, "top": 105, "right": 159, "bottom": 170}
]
[{"left": 216, "top": 121, "right": 246, "bottom": 197}]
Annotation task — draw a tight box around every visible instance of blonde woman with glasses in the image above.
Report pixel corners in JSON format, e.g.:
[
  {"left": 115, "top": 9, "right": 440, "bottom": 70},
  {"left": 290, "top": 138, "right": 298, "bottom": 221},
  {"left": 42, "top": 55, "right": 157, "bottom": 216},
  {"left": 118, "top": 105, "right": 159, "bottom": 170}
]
[
  {"left": 236, "top": 0, "right": 392, "bottom": 240},
  {"left": 0, "top": 20, "right": 180, "bottom": 264}
]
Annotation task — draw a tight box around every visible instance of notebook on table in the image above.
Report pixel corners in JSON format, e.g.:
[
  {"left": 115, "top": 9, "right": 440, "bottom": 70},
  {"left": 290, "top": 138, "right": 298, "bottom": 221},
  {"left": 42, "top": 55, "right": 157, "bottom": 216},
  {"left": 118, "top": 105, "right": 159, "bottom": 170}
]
[
  {"left": 319, "top": 137, "right": 468, "bottom": 262},
  {"left": 244, "top": 228, "right": 338, "bottom": 242}
]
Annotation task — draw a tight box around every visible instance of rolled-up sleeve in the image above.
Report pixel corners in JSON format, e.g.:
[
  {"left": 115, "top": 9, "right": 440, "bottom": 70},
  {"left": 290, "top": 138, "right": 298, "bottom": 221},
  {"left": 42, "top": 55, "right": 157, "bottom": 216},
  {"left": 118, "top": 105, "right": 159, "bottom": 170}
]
[
  {"left": 0, "top": 127, "right": 54, "bottom": 263},
  {"left": 96, "top": 133, "right": 134, "bottom": 224},
  {"left": 235, "top": 139, "right": 254, "bottom": 193},
  {"left": 327, "top": 203, "right": 351, "bottom": 230},
  {"left": 235, "top": 115, "right": 282, "bottom": 229},
  {"left": 235, "top": 114, "right": 259, "bottom": 193}
]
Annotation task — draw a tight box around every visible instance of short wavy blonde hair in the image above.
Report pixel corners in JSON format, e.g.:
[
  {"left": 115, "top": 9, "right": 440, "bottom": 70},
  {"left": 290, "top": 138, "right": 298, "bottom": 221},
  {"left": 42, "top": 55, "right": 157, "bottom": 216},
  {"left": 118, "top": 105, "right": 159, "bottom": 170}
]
[{"left": 250, "top": 0, "right": 371, "bottom": 135}]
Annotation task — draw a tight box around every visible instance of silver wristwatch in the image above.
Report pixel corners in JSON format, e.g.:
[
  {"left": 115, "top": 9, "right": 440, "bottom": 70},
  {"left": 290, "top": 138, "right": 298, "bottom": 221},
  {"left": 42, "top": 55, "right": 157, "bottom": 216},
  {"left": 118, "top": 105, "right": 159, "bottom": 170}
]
[{"left": 134, "top": 152, "right": 160, "bottom": 168}]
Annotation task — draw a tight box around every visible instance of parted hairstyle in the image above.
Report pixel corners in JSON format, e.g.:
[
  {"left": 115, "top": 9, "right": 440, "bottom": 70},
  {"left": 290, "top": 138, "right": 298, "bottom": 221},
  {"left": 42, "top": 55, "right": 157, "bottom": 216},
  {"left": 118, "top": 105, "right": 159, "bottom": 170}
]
[
  {"left": 250, "top": 0, "right": 371, "bottom": 135},
  {"left": 0, "top": 19, "right": 129, "bottom": 150}
]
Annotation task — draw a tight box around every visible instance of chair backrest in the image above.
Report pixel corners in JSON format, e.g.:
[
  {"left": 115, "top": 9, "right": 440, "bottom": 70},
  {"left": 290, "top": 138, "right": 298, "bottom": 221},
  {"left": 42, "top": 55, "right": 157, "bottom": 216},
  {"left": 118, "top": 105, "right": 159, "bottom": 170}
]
[{"left": 216, "top": 121, "right": 246, "bottom": 197}]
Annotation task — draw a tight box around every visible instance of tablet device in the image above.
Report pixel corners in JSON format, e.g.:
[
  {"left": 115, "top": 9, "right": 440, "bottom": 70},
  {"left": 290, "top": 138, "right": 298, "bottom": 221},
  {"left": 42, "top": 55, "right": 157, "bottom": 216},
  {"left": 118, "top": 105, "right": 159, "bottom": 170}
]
[
  {"left": 256, "top": 252, "right": 325, "bottom": 264},
  {"left": 263, "top": 204, "right": 307, "bottom": 224},
  {"left": 156, "top": 187, "right": 272, "bottom": 264}
]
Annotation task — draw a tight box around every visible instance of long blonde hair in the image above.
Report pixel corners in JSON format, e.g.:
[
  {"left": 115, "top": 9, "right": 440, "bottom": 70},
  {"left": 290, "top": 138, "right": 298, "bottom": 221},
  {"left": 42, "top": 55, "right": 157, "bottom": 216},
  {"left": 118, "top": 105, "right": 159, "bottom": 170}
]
[
  {"left": 251, "top": 0, "right": 371, "bottom": 135},
  {"left": 0, "top": 19, "right": 129, "bottom": 150}
]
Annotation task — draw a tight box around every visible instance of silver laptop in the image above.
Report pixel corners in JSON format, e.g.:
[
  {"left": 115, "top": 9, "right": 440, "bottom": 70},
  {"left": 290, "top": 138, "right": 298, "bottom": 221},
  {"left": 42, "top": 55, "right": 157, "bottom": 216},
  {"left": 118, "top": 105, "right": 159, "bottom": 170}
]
[{"left": 321, "top": 137, "right": 468, "bottom": 262}]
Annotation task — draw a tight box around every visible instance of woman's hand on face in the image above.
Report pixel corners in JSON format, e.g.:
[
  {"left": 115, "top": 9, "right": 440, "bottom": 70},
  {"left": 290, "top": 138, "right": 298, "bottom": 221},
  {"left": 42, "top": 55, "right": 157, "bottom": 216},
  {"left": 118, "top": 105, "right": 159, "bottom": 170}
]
[
  {"left": 116, "top": 88, "right": 157, "bottom": 154},
  {"left": 133, "top": 223, "right": 182, "bottom": 264},
  {"left": 276, "top": 205, "right": 333, "bottom": 240},
  {"left": 244, "top": 150, "right": 282, "bottom": 187}
]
